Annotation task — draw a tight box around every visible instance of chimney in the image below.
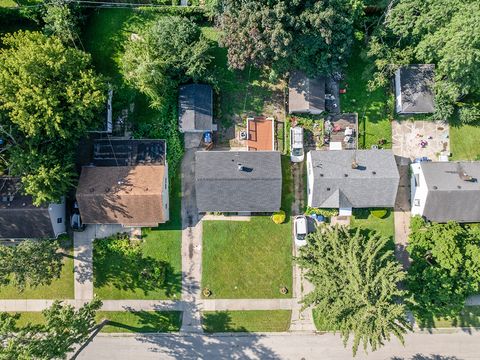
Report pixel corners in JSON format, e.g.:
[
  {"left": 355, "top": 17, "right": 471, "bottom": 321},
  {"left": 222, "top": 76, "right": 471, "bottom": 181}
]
[
  {"left": 238, "top": 164, "right": 244, "bottom": 171},
  {"left": 351, "top": 161, "right": 358, "bottom": 169}
]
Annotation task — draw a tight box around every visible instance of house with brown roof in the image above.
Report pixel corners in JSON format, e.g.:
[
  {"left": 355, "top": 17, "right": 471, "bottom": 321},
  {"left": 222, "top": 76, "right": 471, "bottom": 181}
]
[{"left": 76, "top": 139, "right": 169, "bottom": 228}]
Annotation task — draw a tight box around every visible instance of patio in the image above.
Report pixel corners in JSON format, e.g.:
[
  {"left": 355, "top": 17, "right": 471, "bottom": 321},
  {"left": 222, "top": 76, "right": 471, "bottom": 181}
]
[
  {"left": 247, "top": 116, "right": 275, "bottom": 151},
  {"left": 323, "top": 113, "right": 358, "bottom": 150},
  {"left": 392, "top": 120, "right": 450, "bottom": 160}
]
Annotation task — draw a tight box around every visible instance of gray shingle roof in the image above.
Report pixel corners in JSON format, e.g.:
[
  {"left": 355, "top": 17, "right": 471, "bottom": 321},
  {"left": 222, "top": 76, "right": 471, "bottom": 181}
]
[
  {"left": 421, "top": 161, "right": 480, "bottom": 223},
  {"left": 396, "top": 64, "right": 435, "bottom": 114},
  {"left": 309, "top": 150, "right": 399, "bottom": 208},
  {"left": 179, "top": 84, "right": 213, "bottom": 132},
  {"left": 195, "top": 151, "right": 282, "bottom": 212},
  {"left": 288, "top": 71, "right": 325, "bottom": 114}
]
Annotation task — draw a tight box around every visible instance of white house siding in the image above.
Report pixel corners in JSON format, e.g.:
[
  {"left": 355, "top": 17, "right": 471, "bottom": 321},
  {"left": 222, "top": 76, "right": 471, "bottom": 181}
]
[
  {"left": 410, "top": 163, "right": 428, "bottom": 217},
  {"left": 395, "top": 69, "right": 402, "bottom": 113},
  {"left": 162, "top": 162, "right": 170, "bottom": 222},
  {"left": 306, "top": 152, "right": 314, "bottom": 207},
  {"left": 48, "top": 197, "right": 66, "bottom": 238}
]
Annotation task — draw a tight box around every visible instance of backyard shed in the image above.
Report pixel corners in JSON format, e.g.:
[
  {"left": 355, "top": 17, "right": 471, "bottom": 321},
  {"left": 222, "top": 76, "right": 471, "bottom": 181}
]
[
  {"left": 178, "top": 84, "right": 213, "bottom": 133},
  {"left": 395, "top": 64, "right": 435, "bottom": 114},
  {"left": 288, "top": 71, "right": 325, "bottom": 114}
]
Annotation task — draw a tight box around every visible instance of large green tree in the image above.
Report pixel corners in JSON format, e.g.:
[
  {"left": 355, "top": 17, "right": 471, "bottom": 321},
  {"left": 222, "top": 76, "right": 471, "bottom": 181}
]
[
  {"left": 0, "top": 31, "right": 106, "bottom": 205},
  {"left": 0, "top": 240, "right": 63, "bottom": 291},
  {"left": 297, "top": 226, "right": 410, "bottom": 355},
  {"left": 121, "top": 16, "right": 213, "bottom": 109},
  {"left": 406, "top": 217, "right": 480, "bottom": 326},
  {"left": 368, "top": 0, "right": 480, "bottom": 121},
  {"left": 219, "top": 0, "right": 364, "bottom": 76},
  {"left": 0, "top": 298, "right": 102, "bottom": 359}
]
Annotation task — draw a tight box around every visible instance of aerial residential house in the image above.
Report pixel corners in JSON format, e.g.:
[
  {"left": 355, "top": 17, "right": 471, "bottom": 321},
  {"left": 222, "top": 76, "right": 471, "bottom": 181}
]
[
  {"left": 246, "top": 116, "right": 275, "bottom": 151},
  {"left": 395, "top": 64, "right": 435, "bottom": 114},
  {"left": 0, "top": 177, "right": 66, "bottom": 239},
  {"left": 306, "top": 150, "right": 399, "bottom": 216},
  {"left": 76, "top": 139, "right": 169, "bottom": 228},
  {"left": 178, "top": 84, "right": 214, "bottom": 133},
  {"left": 288, "top": 71, "right": 325, "bottom": 115},
  {"left": 411, "top": 161, "right": 480, "bottom": 223},
  {"left": 195, "top": 151, "right": 282, "bottom": 213}
]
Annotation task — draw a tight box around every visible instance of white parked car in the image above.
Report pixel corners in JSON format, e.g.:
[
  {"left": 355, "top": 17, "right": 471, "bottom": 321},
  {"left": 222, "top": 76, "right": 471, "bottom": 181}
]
[
  {"left": 290, "top": 126, "right": 304, "bottom": 163},
  {"left": 293, "top": 215, "right": 308, "bottom": 247}
]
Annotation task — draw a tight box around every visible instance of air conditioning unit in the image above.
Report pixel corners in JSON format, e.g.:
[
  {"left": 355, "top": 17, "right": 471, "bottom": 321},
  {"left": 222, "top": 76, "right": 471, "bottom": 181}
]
[{"left": 239, "top": 130, "right": 248, "bottom": 140}]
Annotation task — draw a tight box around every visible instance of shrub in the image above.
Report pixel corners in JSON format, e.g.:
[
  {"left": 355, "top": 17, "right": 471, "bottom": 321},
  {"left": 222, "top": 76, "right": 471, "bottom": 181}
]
[
  {"left": 459, "top": 103, "right": 480, "bottom": 124},
  {"left": 305, "top": 207, "right": 338, "bottom": 218},
  {"left": 271, "top": 210, "right": 286, "bottom": 224},
  {"left": 370, "top": 209, "right": 388, "bottom": 219}
]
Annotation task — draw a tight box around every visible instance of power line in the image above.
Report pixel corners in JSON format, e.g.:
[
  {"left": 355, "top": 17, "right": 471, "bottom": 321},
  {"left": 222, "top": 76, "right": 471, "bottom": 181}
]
[{"left": 2, "top": 0, "right": 189, "bottom": 9}]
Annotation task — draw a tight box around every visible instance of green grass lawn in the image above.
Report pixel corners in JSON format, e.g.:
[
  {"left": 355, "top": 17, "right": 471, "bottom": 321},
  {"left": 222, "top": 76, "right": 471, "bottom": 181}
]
[
  {"left": 202, "top": 157, "right": 293, "bottom": 299},
  {"left": 0, "top": 239, "right": 74, "bottom": 299},
  {"left": 419, "top": 306, "right": 480, "bottom": 329},
  {"left": 94, "top": 175, "right": 182, "bottom": 300},
  {"left": 12, "top": 311, "right": 182, "bottom": 333},
  {"left": 341, "top": 43, "right": 394, "bottom": 150},
  {"left": 0, "top": 0, "right": 16, "bottom": 7},
  {"left": 350, "top": 208, "right": 395, "bottom": 242},
  {"left": 202, "top": 311, "right": 291, "bottom": 332},
  {"left": 450, "top": 123, "right": 480, "bottom": 161}
]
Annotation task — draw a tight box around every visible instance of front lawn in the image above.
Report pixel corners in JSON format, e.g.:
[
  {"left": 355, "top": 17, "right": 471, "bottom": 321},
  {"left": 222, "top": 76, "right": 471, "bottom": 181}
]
[
  {"left": 341, "top": 43, "right": 393, "bottom": 150},
  {"left": 350, "top": 208, "right": 395, "bottom": 242},
  {"left": 0, "top": 238, "right": 74, "bottom": 299},
  {"left": 419, "top": 306, "right": 480, "bottom": 329},
  {"left": 202, "top": 311, "right": 291, "bottom": 333},
  {"left": 202, "top": 157, "right": 293, "bottom": 299},
  {"left": 450, "top": 123, "right": 480, "bottom": 161},
  {"left": 93, "top": 175, "right": 182, "bottom": 300}
]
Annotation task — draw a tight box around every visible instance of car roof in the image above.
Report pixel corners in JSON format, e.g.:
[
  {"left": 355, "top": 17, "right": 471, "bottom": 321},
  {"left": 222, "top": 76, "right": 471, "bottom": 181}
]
[
  {"left": 291, "top": 127, "right": 303, "bottom": 145},
  {"left": 295, "top": 216, "right": 307, "bottom": 233}
]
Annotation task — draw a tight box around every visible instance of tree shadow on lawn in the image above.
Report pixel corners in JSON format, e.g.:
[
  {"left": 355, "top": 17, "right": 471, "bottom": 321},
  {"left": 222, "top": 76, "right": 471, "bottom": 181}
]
[
  {"left": 94, "top": 245, "right": 181, "bottom": 297},
  {"left": 104, "top": 311, "right": 182, "bottom": 333},
  {"left": 202, "top": 311, "right": 248, "bottom": 333}
]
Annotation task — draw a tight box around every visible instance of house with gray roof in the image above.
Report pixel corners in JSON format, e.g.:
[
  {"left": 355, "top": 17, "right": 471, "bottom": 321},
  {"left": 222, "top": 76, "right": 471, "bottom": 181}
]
[
  {"left": 195, "top": 151, "right": 282, "bottom": 213},
  {"left": 0, "top": 178, "right": 66, "bottom": 239},
  {"left": 288, "top": 71, "right": 325, "bottom": 114},
  {"left": 178, "top": 84, "right": 213, "bottom": 133},
  {"left": 306, "top": 150, "right": 399, "bottom": 215},
  {"left": 411, "top": 161, "right": 480, "bottom": 223},
  {"left": 395, "top": 64, "right": 435, "bottom": 114}
]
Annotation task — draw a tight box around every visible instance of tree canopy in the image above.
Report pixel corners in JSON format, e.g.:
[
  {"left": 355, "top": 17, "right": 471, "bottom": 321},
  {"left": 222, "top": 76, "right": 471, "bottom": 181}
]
[
  {"left": 121, "top": 16, "right": 213, "bottom": 109},
  {"left": 0, "top": 31, "right": 106, "bottom": 205},
  {"left": 368, "top": 0, "right": 480, "bottom": 121},
  {"left": 0, "top": 240, "right": 63, "bottom": 292},
  {"left": 0, "top": 298, "right": 102, "bottom": 359},
  {"left": 219, "top": 0, "right": 364, "bottom": 76},
  {"left": 297, "top": 226, "right": 410, "bottom": 355},
  {"left": 406, "top": 217, "right": 480, "bottom": 326}
]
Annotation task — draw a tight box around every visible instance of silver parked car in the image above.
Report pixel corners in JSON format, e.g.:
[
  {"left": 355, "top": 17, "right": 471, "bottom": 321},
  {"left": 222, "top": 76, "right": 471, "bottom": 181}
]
[
  {"left": 293, "top": 215, "right": 308, "bottom": 247},
  {"left": 290, "top": 126, "right": 304, "bottom": 163}
]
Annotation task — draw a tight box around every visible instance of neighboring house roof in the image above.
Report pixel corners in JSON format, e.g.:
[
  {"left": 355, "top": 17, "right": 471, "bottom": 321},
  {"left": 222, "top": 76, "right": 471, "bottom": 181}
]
[
  {"left": 420, "top": 161, "right": 480, "bottom": 223},
  {"left": 178, "top": 84, "right": 213, "bottom": 132},
  {"left": 76, "top": 166, "right": 166, "bottom": 227},
  {"left": 309, "top": 150, "right": 399, "bottom": 208},
  {"left": 247, "top": 117, "right": 275, "bottom": 151},
  {"left": 396, "top": 64, "right": 435, "bottom": 114},
  {"left": 0, "top": 178, "right": 55, "bottom": 238},
  {"left": 195, "top": 151, "right": 282, "bottom": 212},
  {"left": 93, "top": 139, "right": 166, "bottom": 167},
  {"left": 288, "top": 71, "right": 325, "bottom": 114}
]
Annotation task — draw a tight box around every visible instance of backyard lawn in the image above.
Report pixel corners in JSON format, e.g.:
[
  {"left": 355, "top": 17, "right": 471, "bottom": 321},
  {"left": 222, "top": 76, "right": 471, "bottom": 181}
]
[
  {"left": 341, "top": 43, "right": 394, "bottom": 150},
  {"left": 202, "top": 157, "right": 293, "bottom": 299},
  {"left": 450, "top": 123, "right": 480, "bottom": 161},
  {"left": 93, "top": 175, "right": 182, "bottom": 300},
  {"left": 350, "top": 208, "right": 395, "bottom": 242},
  {"left": 0, "top": 238, "right": 74, "bottom": 299},
  {"left": 12, "top": 311, "right": 182, "bottom": 333},
  {"left": 202, "top": 311, "right": 291, "bottom": 333}
]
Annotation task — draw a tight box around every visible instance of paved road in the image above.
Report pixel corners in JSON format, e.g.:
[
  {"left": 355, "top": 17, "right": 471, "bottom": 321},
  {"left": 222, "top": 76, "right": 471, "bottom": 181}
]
[{"left": 75, "top": 332, "right": 480, "bottom": 360}]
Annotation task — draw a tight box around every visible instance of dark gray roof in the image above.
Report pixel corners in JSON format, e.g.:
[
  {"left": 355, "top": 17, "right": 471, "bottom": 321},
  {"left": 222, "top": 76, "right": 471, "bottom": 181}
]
[
  {"left": 195, "top": 151, "right": 282, "bottom": 212},
  {"left": 93, "top": 139, "right": 166, "bottom": 167},
  {"left": 0, "top": 178, "right": 54, "bottom": 238},
  {"left": 288, "top": 71, "right": 325, "bottom": 114},
  {"left": 396, "top": 64, "right": 435, "bottom": 114},
  {"left": 179, "top": 84, "right": 213, "bottom": 132},
  {"left": 309, "top": 150, "right": 399, "bottom": 208},
  {"left": 421, "top": 162, "right": 480, "bottom": 223}
]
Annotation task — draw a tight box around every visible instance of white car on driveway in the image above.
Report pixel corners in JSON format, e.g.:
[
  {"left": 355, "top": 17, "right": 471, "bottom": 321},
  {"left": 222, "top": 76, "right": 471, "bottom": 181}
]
[
  {"left": 290, "top": 126, "right": 304, "bottom": 163},
  {"left": 293, "top": 215, "right": 308, "bottom": 247}
]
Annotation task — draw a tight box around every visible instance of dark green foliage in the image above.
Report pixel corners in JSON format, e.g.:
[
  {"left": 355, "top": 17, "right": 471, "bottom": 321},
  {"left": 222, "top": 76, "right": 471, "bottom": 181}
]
[
  {"left": 219, "top": 0, "right": 364, "bottom": 76},
  {"left": 0, "top": 298, "right": 102, "bottom": 360},
  {"left": 0, "top": 240, "right": 63, "bottom": 292},
  {"left": 406, "top": 217, "right": 480, "bottom": 327},
  {"left": 370, "top": 209, "right": 387, "bottom": 219},
  {"left": 43, "top": 0, "right": 80, "bottom": 47},
  {"left": 297, "top": 226, "right": 409, "bottom": 355}
]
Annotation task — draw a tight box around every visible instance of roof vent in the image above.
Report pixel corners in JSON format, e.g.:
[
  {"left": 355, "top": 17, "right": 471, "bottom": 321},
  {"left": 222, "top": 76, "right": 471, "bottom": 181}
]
[
  {"left": 238, "top": 164, "right": 244, "bottom": 171},
  {"left": 433, "top": 186, "right": 438, "bottom": 190},
  {"left": 344, "top": 174, "right": 349, "bottom": 177},
  {"left": 457, "top": 163, "right": 476, "bottom": 182},
  {"left": 89, "top": 187, "right": 95, "bottom": 193},
  {"left": 22, "top": 202, "right": 26, "bottom": 207},
  {"left": 105, "top": 187, "right": 110, "bottom": 193},
  {"left": 320, "top": 173, "right": 324, "bottom": 177},
  {"left": 372, "top": 171, "right": 376, "bottom": 175},
  {"left": 327, "top": 187, "right": 331, "bottom": 191},
  {"left": 457, "top": 185, "right": 462, "bottom": 189}
]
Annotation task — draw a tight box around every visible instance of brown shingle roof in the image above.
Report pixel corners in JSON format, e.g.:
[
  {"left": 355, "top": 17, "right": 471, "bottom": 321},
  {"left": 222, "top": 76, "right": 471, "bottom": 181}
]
[{"left": 76, "top": 166, "right": 165, "bottom": 227}]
